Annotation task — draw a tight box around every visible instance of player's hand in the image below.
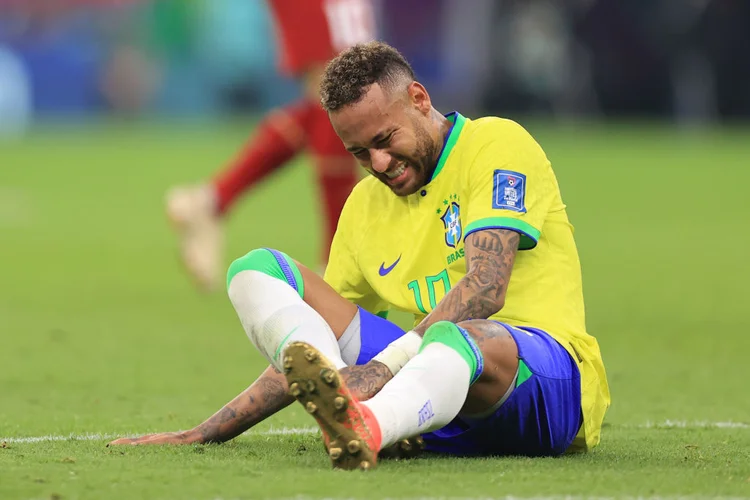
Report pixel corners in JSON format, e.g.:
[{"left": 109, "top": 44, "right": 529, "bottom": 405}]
[{"left": 107, "top": 430, "right": 202, "bottom": 446}]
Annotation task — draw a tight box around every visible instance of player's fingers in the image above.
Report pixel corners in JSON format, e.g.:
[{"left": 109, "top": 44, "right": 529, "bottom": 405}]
[
  {"left": 108, "top": 434, "right": 180, "bottom": 446},
  {"left": 107, "top": 437, "right": 140, "bottom": 446}
]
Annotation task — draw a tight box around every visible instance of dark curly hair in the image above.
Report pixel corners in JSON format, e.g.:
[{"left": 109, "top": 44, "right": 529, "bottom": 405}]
[{"left": 320, "top": 41, "right": 415, "bottom": 112}]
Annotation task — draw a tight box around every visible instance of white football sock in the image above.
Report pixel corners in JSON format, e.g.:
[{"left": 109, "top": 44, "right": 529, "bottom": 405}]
[
  {"left": 227, "top": 270, "right": 346, "bottom": 372},
  {"left": 362, "top": 342, "right": 471, "bottom": 449}
]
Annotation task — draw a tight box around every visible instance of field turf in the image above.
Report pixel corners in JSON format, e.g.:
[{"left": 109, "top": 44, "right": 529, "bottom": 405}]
[{"left": 1, "top": 119, "right": 749, "bottom": 499}]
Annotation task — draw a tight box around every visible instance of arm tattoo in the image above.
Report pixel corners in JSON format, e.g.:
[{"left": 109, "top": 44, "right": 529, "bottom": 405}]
[
  {"left": 414, "top": 229, "right": 519, "bottom": 334},
  {"left": 197, "top": 366, "right": 293, "bottom": 443},
  {"left": 340, "top": 361, "right": 393, "bottom": 401},
  {"left": 197, "top": 361, "right": 392, "bottom": 443}
]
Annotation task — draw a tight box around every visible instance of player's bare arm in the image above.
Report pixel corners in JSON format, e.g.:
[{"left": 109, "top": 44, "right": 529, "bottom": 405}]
[
  {"left": 413, "top": 228, "right": 520, "bottom": 335},
  {"left": 109, "top": 365, "right": 292, "bottom": 445},
  {"left": 193, "top": 366, "right": 290, "bottom": 444},
  {"left": 109, "top": 363, "right": 393, "bottom": 445}
]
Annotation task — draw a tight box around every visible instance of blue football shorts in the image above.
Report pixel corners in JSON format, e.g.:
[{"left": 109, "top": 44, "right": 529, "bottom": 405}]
[
  {"left": 350, "top": 307, "right": 407, "bottom": 365},
  {"left": 355, "top": 312, "right": 582, "bottom": 457}
]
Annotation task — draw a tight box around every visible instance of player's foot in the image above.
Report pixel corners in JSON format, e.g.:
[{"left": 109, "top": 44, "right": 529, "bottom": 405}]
[
  {"left": 283, "top": 342, "right": 381, "bottom": 471},
  {"left": 379, "top": 436, "right": 426, "bottom": 460},
  {"left": 165, "top": 184, "right": 223, "bottom": 292},
  {"left": 317, "top": 435, "right": 424, "bottom": 460}
]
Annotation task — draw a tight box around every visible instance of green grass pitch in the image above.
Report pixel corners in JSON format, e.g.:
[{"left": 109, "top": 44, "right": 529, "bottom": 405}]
[{"left": 1, "top": 118, "right": 749, "bottom": 499}]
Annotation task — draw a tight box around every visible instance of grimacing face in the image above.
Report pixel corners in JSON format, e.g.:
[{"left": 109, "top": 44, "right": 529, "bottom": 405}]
[{"left": 328, "top": 82, "right": 442, "bottom": 196}]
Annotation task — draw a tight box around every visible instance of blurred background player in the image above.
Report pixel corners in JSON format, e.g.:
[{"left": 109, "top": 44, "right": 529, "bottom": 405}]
[{"left": 165, "top": 0, "right": 376, "bottom": 291}]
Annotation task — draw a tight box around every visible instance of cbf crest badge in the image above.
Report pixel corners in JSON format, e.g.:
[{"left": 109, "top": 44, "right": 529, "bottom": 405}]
[{"left": 440, "top": 199, "right": 462, "bottom": 248}]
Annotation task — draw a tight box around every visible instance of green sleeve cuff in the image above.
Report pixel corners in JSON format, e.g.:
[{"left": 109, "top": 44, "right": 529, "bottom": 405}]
[{"left": 463, "top": 217, "right": 541, "bottom": 250}]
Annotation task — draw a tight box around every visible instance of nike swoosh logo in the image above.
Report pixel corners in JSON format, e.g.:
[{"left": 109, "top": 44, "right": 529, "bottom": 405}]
[{"left": 379, "top": 255, "right": 402, "bottom": 276}]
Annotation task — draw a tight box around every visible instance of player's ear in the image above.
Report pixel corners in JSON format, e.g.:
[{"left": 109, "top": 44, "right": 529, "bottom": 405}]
[{"left": 407, "top": 81, "right": 431, "bottom": 115}]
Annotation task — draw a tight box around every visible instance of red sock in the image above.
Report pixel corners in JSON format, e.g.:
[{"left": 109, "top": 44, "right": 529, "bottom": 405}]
[
  {"left": 212, "top": 99, "right": 317, "bottom": 214},
  {"left": 307, "top": 105, "right": 358, "bottom": 261},
  {"left": 315, "top": 167, "right": 358, "bottom": 258}
]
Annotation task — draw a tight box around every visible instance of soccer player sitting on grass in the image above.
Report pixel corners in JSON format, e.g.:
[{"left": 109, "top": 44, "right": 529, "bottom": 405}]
[{"left": 111, "top": 41, "right": 610, "bottom": 469}]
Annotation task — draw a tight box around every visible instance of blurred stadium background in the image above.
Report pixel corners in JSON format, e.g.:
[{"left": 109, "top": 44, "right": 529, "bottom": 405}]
[
  {"left": 1, "top": 1, "right": 749, "bottom": 499},
  {"left": 1, "top": 0, "right": 749, "bottom": 126}
]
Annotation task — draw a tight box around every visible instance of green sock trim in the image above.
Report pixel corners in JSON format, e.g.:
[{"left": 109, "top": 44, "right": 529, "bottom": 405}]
[
  {"left": 516, "top": 359, "right": 533, "bottom": 387},
  {"left": 419, "top": 321, "right": 484, "bottom": 384},
  {"left": 225, "top": 248, "right": 304, "bottom": 298}
]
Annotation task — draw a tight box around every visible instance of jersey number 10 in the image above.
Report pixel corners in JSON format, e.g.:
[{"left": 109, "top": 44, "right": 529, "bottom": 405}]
[{"left": 407, "top": 269, "right": 451, "bottom": 314}]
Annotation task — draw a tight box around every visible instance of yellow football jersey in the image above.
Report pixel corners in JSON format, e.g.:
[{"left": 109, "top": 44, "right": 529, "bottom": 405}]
[{"left": 325, "top": 112, "right": 610, "bottom": 451}]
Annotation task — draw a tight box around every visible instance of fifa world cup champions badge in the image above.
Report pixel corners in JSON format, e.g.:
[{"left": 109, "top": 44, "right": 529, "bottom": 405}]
[{"left": 492, "top": 170, "right": 527, "bottom": 213}]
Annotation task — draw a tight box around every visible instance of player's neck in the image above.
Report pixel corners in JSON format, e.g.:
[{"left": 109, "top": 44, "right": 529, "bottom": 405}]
[
  {"left": 432, "top": 107, "right": 452, "bottom": 139},
  {"left": 430, "top": 108, "right": 452, "bottom": 167}
]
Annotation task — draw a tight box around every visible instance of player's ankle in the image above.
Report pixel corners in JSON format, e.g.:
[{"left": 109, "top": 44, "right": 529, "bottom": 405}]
[
  {"left": 372, "top": 330, "right": 422, "bottom": 376},
  {"left": 199, "top": 182, "right": 223, "bottom": 216}
]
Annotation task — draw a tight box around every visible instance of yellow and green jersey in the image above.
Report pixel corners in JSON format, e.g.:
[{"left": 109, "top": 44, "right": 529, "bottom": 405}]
[{"left": 325, "top": 112, "right": 610, "bottom": 451}]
